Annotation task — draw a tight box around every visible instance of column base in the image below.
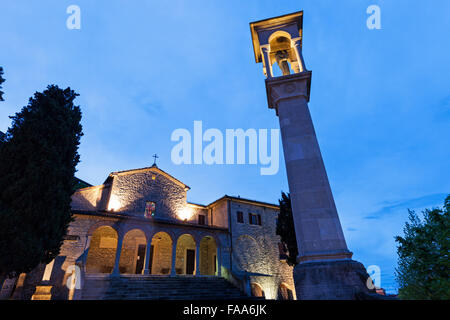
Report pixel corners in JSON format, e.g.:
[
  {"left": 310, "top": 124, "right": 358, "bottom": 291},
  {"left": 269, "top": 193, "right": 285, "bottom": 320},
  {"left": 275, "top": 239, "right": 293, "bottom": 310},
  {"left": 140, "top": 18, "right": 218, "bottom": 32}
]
[
  {"left": 293, "top": 259, "right": 383, "bottom": 300},
  {"left": 31, "top": 285, "right": 53, "bottom": 300}
]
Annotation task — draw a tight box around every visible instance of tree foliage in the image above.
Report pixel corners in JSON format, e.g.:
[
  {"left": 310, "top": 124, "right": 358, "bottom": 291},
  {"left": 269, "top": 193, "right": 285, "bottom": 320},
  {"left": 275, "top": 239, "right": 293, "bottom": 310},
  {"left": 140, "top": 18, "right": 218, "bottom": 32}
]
[
  {"left": 276, "top": 192, "right": 299, "bottom": 266},
  {"left": 0, "top": 85, "right": 83, "bottom": 277},
  {"left": 395, "top": 195, "right": 450, "bottom": 299},
  {"left": 0, "top": 66, "right": 5, "bottom": 101}
]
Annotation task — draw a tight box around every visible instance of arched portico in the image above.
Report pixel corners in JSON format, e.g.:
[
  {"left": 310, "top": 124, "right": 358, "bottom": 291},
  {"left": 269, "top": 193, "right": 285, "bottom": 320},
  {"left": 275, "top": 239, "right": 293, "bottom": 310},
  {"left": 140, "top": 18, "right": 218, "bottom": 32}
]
[
  {"left": 175, "top": 234, "right": 196, "bottom": 275},
  {"left": 85, "top": 226, "right": 118, "bottom": 274},
  {"left": 118, "top": 229, "right": 147, "bottom": 274},
  {"left": 83, "top": 224, "right": 223, "bottom": 278},
  {"left": 251, "top": 283, "right": 265, "bottom": 298},
  {"left": 278, "top": 283, "right": 294, "bottom": 300},
  {"left": 199, "top": 236, "right": 218, "bottom": 276},
  {"left": 148, "top": 232, "right": 173, "bottom": 275}
]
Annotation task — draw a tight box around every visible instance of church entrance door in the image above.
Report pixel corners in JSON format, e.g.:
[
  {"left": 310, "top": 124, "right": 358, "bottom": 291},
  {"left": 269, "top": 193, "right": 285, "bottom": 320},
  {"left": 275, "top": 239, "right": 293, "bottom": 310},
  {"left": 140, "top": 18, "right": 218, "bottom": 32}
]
[
  {"left": 135, "top": 244, "right": 146, "bottom": 274},
  {"left": 186, "top": 249, "right": 195, "bottom": 275}
]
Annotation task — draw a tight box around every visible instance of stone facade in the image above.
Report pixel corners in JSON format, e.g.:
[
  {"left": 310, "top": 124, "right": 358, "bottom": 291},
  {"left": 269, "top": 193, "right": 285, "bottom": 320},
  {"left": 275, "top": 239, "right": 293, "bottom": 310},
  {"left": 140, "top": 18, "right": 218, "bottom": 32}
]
[{"left": 3, "top": 165, "right": 295, "bottom": 300}]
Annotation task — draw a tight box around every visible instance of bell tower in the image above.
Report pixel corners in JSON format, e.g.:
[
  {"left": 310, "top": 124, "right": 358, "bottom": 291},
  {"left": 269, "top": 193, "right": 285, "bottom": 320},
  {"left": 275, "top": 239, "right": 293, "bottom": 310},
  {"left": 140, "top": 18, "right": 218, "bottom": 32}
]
[{"left": 250, "top": 11, "right": 374, "bottom": 299}]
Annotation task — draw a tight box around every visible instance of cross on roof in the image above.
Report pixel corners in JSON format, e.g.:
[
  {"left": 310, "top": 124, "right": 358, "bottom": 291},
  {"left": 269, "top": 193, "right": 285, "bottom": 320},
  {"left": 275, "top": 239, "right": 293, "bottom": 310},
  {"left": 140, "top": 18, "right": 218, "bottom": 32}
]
[{"left": 152, "top": 154, "right": 159, "bottom": 166}]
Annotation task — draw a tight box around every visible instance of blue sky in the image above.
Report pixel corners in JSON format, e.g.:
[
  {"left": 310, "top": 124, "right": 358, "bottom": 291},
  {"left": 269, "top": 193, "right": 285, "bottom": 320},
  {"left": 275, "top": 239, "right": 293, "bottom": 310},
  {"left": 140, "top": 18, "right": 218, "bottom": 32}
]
[{"left": 1, "top": 1, "right": 449, "bottom": 294}]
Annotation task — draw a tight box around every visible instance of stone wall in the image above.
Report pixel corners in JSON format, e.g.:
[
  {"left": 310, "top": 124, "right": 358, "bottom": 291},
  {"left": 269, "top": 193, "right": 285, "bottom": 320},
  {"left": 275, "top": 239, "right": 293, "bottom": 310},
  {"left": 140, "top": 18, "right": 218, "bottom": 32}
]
[
  {"left": 228, "top": 199, "right": 296, "bottom": 300},
  {"left": 108, "top": 169, "right": 187, "bottom": 221},
  {"left": 71, "top": 185, "right": 111, "bottom": 211},
  {"left": 211, "top": 200, "right": 228, "bottom": 228}
]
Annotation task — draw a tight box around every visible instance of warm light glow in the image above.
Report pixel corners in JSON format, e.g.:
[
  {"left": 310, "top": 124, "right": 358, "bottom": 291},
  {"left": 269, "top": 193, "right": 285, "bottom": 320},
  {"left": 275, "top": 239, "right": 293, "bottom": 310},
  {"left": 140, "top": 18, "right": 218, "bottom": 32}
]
[
  {"left": 42, "top": 259, "right": 55, "bottom": 281},
  {"left": 108, "top": 197, "right": 122, "bottom": 212},
  {"left": 178, "top": 208, "right": 193, "bottom": 221}
]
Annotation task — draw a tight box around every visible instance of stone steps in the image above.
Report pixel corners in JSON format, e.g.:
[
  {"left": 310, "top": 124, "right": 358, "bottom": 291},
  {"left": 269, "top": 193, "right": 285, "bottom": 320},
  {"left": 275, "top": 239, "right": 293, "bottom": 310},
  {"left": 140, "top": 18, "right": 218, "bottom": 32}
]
[{"left": 81, "top": 275, "right": 257, "bottom": 300}]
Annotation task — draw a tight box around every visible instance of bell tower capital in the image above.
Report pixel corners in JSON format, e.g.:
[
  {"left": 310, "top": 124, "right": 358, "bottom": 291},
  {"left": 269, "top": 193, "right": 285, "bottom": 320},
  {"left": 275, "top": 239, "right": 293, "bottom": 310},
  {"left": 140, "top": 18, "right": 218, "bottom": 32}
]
[{"left": 250, "top": 11, "right": 307, "bottom": 78}]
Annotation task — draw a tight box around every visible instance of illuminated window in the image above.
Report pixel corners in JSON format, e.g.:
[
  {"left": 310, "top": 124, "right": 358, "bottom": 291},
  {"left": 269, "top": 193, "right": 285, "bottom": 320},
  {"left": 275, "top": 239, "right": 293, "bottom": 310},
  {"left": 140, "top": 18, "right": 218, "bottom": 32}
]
[{"left": 144, "top": 201, "right": 156, "bottom": 218}]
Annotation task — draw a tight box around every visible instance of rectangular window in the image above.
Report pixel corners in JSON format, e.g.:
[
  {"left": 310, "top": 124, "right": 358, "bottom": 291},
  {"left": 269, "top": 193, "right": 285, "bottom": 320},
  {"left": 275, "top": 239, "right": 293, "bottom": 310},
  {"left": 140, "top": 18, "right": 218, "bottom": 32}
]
[
  {"left": 237, "top": 211, "right": 244, "bottom": 223},
  {"left": 198, "top": 214, "right": 206, "bottom": 225},
  {"left": 249, "top": 213, "right": 261, "bottom": 225}
]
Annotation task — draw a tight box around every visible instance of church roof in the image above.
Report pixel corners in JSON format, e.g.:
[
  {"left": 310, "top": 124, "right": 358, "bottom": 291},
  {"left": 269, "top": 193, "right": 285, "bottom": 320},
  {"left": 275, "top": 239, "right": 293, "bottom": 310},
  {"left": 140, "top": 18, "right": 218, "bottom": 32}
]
[
  {"left": 208, "top": 195, "right": 279, "bottom": 210},
  {"left": 108, "top": 165, "right": 190, "bottom": 190}
]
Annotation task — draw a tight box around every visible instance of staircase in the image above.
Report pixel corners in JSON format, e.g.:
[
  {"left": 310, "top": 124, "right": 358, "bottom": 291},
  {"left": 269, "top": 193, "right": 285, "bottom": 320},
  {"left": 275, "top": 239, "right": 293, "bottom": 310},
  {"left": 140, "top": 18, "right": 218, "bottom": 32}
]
[{"left": 81, "top": 275, "right": 256, "bottom": 300}]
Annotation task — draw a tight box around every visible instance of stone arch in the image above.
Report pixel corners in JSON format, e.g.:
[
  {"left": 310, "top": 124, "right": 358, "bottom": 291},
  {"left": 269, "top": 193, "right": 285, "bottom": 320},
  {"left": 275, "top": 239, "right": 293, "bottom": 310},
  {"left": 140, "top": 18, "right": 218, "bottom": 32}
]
[
  {"left": 175, "top": 234, "right": 196, "bottom": 275},
  {"left": 233, "top": 235, "right": 262, "bottom": 273},
  {"left": 268, "top": 30, "right": 295, "bottom": 76},
  {"left": 251, "top": 283, "right": 265, "bottom": 298},
  {"left": 268, "top": 30, "right": 292, "bottom": 46},
  {"left": 118, "top": 229, "right": 147, "bottom": 274},
  {"left": 267, "top": 30, "right": 292, "bottom": 43},
  {"left": 86, "top": 221, "right": 118, "bottom": 236},
  {"left": 197, "top": 232, "right": 221, "bottom": 248},
  {"left": 121, "top": 223, "right": 152, "bottom": 238},
  {"left": 199, "top": 236, "right": 218, "bottom": 276},
  {"left": 85, "top": 226, "right": 118, "bottom": 274},
  {"left": 278, "top": 282, "right": 294, "bottom": 300},
  {"left": 150, "top": 231, "right": 173, "bottom": 275}
]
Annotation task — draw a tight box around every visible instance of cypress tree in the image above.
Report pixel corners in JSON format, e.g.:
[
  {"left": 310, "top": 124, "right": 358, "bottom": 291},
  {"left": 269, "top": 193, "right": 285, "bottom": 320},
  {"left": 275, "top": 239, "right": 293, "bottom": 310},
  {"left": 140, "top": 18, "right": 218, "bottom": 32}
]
[
  {"left": 276, "top": 192, "right": 299, "bottom": 266},
  {"left": 0, "top": 85, "right": 83, "bottom": 277},
  {"left": 0, "top": 67, "right": 5, "bottom": 101}
]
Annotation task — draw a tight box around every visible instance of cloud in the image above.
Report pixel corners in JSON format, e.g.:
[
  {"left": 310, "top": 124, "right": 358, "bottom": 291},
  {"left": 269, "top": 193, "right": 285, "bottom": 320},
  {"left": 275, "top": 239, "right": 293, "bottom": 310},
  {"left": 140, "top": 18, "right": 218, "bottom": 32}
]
[{"left": 364, "top": 193, "right": 447, "bottom": 220}]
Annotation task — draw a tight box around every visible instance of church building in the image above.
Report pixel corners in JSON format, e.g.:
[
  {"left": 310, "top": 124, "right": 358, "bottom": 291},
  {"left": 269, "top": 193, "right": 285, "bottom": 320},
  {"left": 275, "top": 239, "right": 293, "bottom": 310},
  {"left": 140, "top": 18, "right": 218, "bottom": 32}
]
[{"left": 5, "top": 164, "right": 295, "bottom": 300}]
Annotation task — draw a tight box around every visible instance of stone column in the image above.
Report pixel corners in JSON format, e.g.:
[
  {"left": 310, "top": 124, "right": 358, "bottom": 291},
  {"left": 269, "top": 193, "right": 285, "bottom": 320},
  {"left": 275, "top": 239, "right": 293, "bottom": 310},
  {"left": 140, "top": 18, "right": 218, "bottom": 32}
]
[
  {"left": 82, "top": 235, "right": 92, "bottom": 272},
  {"left": 143, "top": 239, "right": 152, "bottom": 275},
  {"left": 266, "top": 72, "right": 373, "bottom": 299},
  {"left": 194, "top": 241, "right": 201, "bottom": 276},
  {"left": 31, "top": 286, "right": 53, "bottom": 300},
  {"left": 170, "top": 240, "right": 177, "bottom": 276},
  {"left": 111, "top": 233, "right": 124, "bottom": 276},
  {"left": 261, "top": 45, "right": 273, "bottom": 78},
  {"left": 217, "top": 247, "right": 222, "bottom": 277},
  {"left": 291, "top": 37, "right": 306, "bottom": 73},
  {"left": 42, "top": 259, "right": 55, "bottom": 281}
]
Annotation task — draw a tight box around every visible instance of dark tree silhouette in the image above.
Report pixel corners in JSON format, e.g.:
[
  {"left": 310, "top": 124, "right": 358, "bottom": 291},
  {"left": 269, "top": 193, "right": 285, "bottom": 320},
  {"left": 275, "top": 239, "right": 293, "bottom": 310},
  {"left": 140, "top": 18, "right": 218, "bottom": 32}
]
[
  {"left": 0, "top": 67, "right": 5, "bottom": 101},
  {"left": 395, "top": 195, "right": 450, "bottom": 299},
  {"left": 0, "top": 85, "right": 83, "bottom": 277},
  {"left": 276, "top": 192, "right": 299, "bottom": 266}
]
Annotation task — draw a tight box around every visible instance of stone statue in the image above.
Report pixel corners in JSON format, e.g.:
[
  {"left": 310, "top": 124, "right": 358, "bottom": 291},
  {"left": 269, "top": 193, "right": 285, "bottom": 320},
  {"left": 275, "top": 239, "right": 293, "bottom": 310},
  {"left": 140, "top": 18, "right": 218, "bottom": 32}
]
[{"left": 275, "top": 50, "right": 291, "bottom": 76}]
